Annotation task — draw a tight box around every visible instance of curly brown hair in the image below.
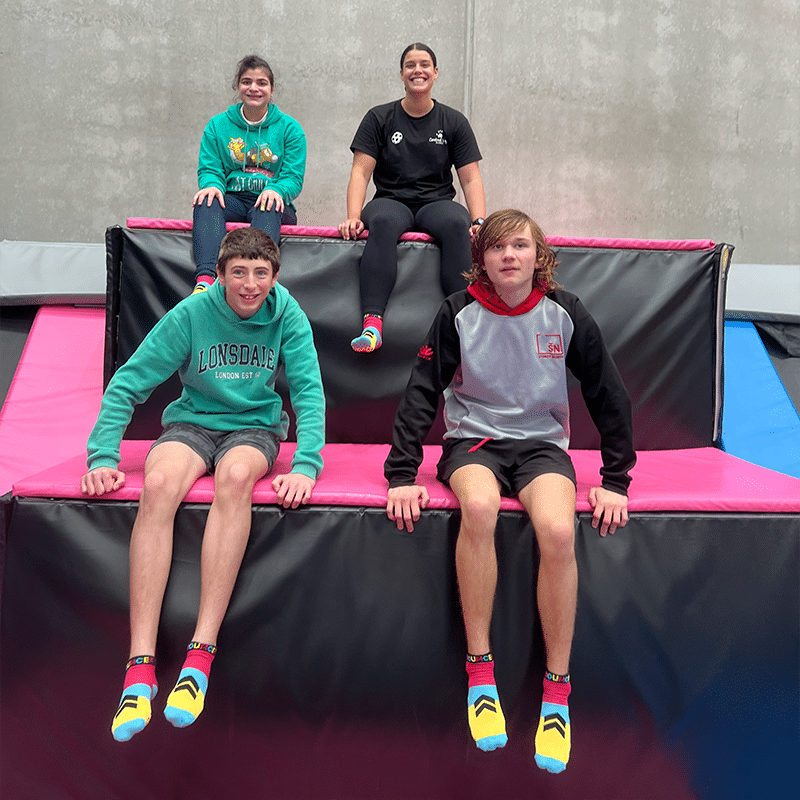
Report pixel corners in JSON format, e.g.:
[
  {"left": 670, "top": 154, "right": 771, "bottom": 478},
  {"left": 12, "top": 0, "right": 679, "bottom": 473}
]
[{"left": 465, "top": 209, "right": 561, "bottom": 293}]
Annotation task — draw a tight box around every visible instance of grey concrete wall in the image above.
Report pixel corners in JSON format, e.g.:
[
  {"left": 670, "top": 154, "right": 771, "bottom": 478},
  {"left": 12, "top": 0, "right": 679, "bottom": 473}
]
[{"left": 2, "top": 0, "right": 798, "bottom": 265}]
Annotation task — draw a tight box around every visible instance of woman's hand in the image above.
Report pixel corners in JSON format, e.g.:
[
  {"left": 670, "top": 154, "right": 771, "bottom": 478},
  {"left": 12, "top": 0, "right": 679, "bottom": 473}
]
[
  {"left": 254, "top": 189, "right": 284, "bottom": 214},
  {"left": 338, "top": 218, "right": 365, "bottom": 239},
  {"left": 192, "top": 186, "right": 225, "bottom": 208}
]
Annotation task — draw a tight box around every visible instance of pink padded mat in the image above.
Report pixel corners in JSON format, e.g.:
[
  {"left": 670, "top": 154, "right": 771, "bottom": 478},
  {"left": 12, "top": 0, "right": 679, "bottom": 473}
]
[
  {"left": 12, "top": 441, "right": 800, "bottom": 513},
  {"left": 0, "top": 306, "right": 104, "bottom": 495},
  {"left": 5, "top": 309, "right": 798, "bottom": 513},
  {"left": 125, "top": 219, "right": 715, "bottom": 251}
]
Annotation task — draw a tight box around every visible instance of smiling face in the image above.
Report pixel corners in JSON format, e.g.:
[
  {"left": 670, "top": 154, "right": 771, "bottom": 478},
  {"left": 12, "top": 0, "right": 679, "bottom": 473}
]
[
  {"left": 217, "top": 257, "right": 278, "bottom": 319},
  {"left": 481, "top": 224, "right": 539, "bottom": 307},
  {"left": 400, "top": 49, "right": 438, "bottom": 96},
  {"left": 237, "top": 68, "right": 273, "bottom": 120}
]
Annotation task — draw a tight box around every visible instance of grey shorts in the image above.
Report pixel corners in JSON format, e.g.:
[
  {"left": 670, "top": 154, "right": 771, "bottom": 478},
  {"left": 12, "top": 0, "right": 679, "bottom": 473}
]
[
  {"left": 437, "top": 437, "right": 576, "bottom": 497},
  {"left": 150, "top": 422, "right": 280, "bottom": 474}
]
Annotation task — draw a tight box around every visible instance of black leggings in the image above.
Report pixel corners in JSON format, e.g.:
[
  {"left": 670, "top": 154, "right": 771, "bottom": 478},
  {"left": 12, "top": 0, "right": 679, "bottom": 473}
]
[{"left": 359, "top": 197, "right": 472, "bottom": 316}]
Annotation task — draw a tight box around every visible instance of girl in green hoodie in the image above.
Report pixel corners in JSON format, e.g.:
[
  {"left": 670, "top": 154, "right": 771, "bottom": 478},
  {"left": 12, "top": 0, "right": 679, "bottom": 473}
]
[{"left": 192, "top": 55, "right": 307, "bottom": 293}]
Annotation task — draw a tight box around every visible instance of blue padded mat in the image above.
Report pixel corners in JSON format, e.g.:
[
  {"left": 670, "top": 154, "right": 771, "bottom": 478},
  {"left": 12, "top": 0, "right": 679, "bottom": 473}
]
[{"left": 721, "top": 321, "right": 800, "bottom": 478}]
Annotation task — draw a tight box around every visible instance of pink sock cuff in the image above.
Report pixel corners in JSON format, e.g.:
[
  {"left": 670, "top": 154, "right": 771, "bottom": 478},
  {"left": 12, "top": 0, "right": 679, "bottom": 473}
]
[
  {"left": 466, "top": 655, "right": 496, "bottom": 687},
  {"left": 543, "top": 673, "right": 572, "bottom": 704}
]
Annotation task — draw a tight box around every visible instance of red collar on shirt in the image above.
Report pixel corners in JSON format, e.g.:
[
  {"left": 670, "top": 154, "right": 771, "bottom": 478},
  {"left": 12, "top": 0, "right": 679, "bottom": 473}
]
[{"left": 468, "top": 282, "right": 546, "bottom": 316}]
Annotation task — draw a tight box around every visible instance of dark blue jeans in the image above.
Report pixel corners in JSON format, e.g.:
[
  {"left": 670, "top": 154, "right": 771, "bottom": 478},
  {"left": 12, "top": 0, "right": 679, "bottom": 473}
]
[{"left": 192, "top": 191, "right": 297, "bottom": 281}]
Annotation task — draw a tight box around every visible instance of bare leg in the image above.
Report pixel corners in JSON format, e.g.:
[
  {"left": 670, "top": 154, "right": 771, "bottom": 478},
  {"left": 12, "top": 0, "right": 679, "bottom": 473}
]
[
  {"left": 449, "top": 464, "right": 502, "bottom": 654},
  {"left": 518, "top": 473, "right": 577, "bottom": 773},
  {"left": 112, "top": 441, "right": 205, "bottom": 741},
  {"left": 517, "top": 473, "right": 577, "bottom": 675},
  {"left": 191, "top": 444, "right": 269, "bottom": 645},
  {"left": 164, "top": 444, "right": 269, "bottom": 729},
  {"left": 449, "top": 464, "right": 507, "bottom": 751},
  {"left": 129, "top": 442, "right": 207, "bottom": 657}
]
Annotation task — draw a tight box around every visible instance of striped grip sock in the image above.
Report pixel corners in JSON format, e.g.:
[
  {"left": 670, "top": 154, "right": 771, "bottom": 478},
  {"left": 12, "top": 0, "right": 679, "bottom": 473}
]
[
  {"left": 535, "top": 671, "right": 571, "bottom": 773},
  {"left": 164, "top": 642, "right": 216, "bottom": 728},
  {"left": 111, "top": 655, "right": 157, "bottom": 742},
  {"left": 466, "top": 653, "right": 507, "bottom": 752},
  {"left": 351, "top": 314, "right": 383, "bottom": 353}
]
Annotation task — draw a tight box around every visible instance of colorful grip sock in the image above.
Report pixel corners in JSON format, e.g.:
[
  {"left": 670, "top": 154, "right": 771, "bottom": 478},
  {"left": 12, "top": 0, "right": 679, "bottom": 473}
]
[
  {"left": 111, "top": 655, "right": 157, "bottom": 742},
  {"left": 535, "top": 671, "right": 571, "bottom": 773},
  {"left": 193, "top": 275, "right": 214, "bottom": 295},
  {"left": 164, "top": 642, "right": 216, "bottom": 728},
  {"left": 466, "top": 653, "right": 507, "bottom": 752},
  {"left": 351, "top": 314, "right": 383, "bottom": 353}
]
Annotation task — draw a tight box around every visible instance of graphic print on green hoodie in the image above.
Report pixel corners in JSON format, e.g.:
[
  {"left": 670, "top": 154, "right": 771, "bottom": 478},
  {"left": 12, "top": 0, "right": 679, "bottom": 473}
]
[{"left": 197, "top": 102, "right": 307, "bottom": 208}]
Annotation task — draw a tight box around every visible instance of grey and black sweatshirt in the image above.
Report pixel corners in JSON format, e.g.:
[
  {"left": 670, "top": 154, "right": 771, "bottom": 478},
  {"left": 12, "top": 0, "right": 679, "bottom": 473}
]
[{"left": 384, "top": 283, "right": 636, "bottom": 494}]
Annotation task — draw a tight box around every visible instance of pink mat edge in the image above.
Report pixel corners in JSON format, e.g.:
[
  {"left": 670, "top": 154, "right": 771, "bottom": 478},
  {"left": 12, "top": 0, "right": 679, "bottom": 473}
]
[
  {"left": 12, "top": 443, "right": 800, "bottom": 514},
  {"left": 125, "top": 219, "right": 715, "bottom": 251}
]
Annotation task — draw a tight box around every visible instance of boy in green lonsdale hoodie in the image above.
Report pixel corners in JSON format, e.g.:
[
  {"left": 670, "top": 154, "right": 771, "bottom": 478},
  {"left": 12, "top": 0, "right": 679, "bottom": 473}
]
[{"left": 81, "top": 227, "right": 325, "bottom": 742}]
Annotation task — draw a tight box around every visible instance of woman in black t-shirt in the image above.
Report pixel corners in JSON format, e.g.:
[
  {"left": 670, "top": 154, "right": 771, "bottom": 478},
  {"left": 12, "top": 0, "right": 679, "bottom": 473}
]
[{"left": 338, "top": 43, "right": 486, "bottom": 353}]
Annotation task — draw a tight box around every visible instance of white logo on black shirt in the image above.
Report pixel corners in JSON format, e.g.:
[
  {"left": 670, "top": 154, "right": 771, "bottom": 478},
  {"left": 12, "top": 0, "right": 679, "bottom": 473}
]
[
  {"left": 429, "top": 130, "right": 447, "bottom": 145},
  {"left": 391, "top": 131, "right": 403, "bottom": 144}
]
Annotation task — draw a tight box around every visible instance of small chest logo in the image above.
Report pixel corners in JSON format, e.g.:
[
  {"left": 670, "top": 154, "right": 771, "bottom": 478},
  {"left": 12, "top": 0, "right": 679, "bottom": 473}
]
[
  {"left": 536, "top": 334, "right": 564, "bottom": 358},
  {"left": 418, "top": 345, "right": 433, "bottom": 360},
  {"left": 429, "top": 129, "right": 447, "bottom": 146},
  {"left": 391, "top": 131, "right": 403, "bottom": 144}
]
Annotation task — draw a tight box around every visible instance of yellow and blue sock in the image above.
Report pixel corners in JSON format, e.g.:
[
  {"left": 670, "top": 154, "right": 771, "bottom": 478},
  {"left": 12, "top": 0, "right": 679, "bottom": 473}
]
[
  {"left": 535, "top": 671, "right": 571, "bottom": 773},
  {"left": 193, "top": 275, "right": 214, "bottom": 295},
  {"left": 466, "top": 653, "right": 507, "bottom": 752},
  {"left": 111, "top": 655, "right": 157, "bottom": 742},
  {"left": 164, "top": 642, "right": 216, "bottom": 728},
  {"left": 351, "top": 314, "right": 383, "bottom": 353}
]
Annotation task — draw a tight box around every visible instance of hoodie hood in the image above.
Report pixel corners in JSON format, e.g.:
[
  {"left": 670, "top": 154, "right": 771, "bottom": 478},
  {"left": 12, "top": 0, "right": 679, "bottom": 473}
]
[
  {"left": 468, "top": 282, "right": 545, "bottom": 316},
  {"left": 225, "top": 101, "right": 284, "bottom": 131}
]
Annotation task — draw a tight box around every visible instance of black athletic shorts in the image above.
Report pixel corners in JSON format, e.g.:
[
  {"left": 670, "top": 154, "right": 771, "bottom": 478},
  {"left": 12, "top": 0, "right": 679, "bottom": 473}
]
[{"left": 437, "top": 437, "right": 576, "bottom": 497}]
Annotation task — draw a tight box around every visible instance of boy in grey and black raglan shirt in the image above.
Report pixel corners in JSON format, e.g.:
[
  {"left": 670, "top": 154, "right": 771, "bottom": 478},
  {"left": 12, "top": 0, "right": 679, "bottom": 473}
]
[{"left": 384, "top": 209, "right": 635, "bottom": 774}]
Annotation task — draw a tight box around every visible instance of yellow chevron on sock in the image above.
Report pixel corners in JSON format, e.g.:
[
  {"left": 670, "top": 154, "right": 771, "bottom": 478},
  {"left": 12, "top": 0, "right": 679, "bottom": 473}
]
[
  {"left": 164, "top": 668, "right": 207, "bottom": 728},
  {"left": 112, "top": 684, "right": 155, "bottom": 742},
  {"left": 351, "top": 326, "right": 382, "bottom": 353},
  {"left": 467, "top": 685, "right": 507, "bottom": 751},
  {"left": 535, "top": 702, "right": 570, "bottom": 773}
]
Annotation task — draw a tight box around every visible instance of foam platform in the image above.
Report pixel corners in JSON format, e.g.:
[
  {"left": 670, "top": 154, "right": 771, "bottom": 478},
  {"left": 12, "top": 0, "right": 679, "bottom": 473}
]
[{"left": 3, "top": 227, "right": 799, "bottom": 800}]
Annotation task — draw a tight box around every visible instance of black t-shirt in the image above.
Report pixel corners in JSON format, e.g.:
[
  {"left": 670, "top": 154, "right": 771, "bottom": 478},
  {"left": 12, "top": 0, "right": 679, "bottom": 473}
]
[{"left": 350, "top": 100, "right": 482, "bottom": 205}]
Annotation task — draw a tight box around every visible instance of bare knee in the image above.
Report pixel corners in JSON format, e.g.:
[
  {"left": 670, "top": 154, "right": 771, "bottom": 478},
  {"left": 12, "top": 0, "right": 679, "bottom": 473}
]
[
  {"left": 140, "top": 467, "right": 188, "bottom": 510},
  {"left": 535, "top": 519, "right": 576, "bottom": 561},
  {"left": 459, "top": 492, "right": 501, "bottom": 539},
  {"left": 214, "top": 460, "right": 259, "bottom": 504}
]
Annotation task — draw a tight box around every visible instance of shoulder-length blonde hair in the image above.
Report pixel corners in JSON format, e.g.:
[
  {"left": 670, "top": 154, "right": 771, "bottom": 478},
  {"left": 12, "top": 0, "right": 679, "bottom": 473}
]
[{"left": 465, "top": 209, "right": 561, "bottom": 293}]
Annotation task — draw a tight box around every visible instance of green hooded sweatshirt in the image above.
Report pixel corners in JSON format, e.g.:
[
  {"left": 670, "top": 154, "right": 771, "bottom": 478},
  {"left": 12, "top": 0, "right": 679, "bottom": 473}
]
[
  {"left": 87, "top": 280, "right": 325, "bottom": 480},
  {"left": 197, "top": 102, "right": 306, "bottom": 208}
]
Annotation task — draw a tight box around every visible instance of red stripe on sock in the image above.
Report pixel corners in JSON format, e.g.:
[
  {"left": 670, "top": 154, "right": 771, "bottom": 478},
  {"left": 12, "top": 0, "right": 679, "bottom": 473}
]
[
  {"left": 466, "top": 659, "right": 496, "bottom": 687},
  {"left": 542, "top": 675, "right": 572, "bottom": 705},
  {"left": 183, "top": 647, "right": 215, "bottom": 678},
  {"left": 124, "top": 661, "right": 156, "bottom": 690},
  {"left": 363, "top": 314, "right": 383, "bottom": 334}
]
